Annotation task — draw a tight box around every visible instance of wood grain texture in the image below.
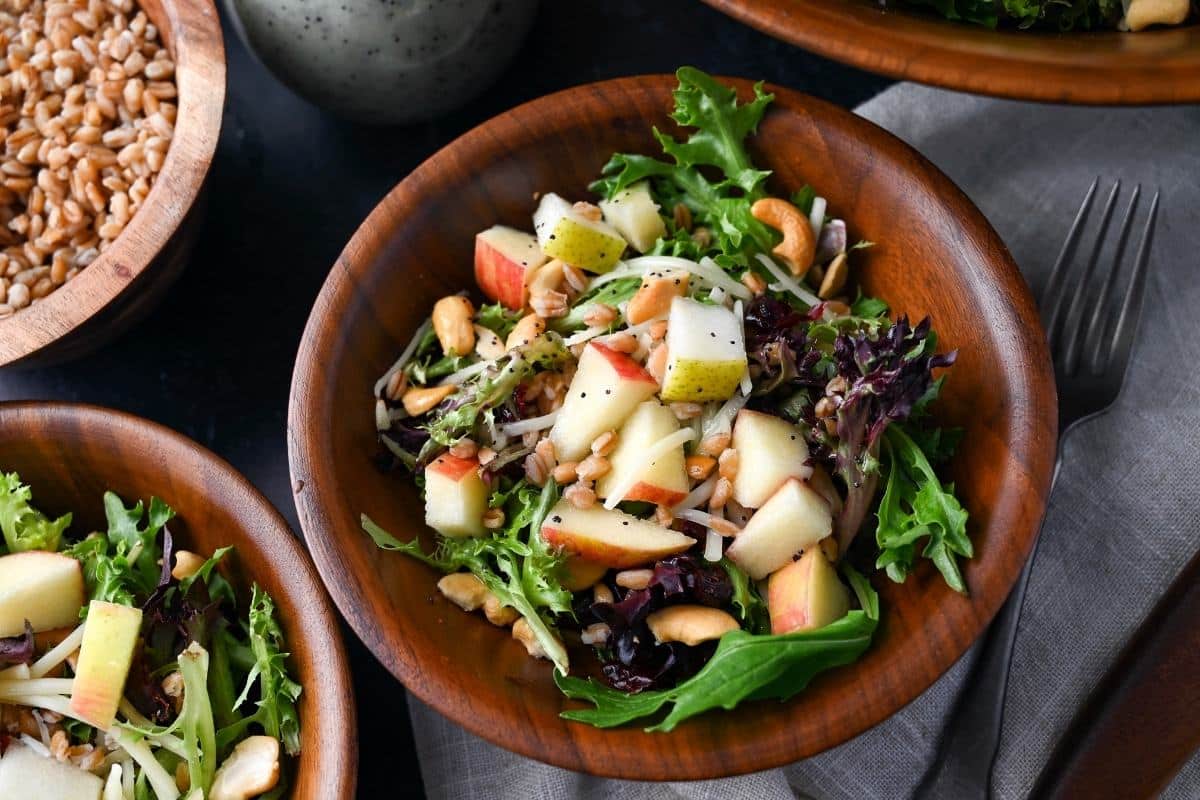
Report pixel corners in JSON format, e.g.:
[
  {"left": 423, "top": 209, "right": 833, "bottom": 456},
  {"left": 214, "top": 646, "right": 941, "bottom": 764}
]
[
  {"left": 287, "top": 75, "right": 1058, "bottom": 779},
  {"left": 0, "top": 0, "right": 225, "bottom": 368},
  {"left": 0, "top": 402, "right": 356, "bottom": 799},
  {"left": 701, "top": 0, "right": 1200, "bottom": 105},
  {"left": 1031, "top": 548, "right": 1200, "bottom": 800}
]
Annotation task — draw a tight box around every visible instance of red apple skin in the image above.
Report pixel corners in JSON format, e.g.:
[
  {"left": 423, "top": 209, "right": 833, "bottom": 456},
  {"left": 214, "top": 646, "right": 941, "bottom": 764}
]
[
  {"left": 589, "top": 342, "right": 657, "bottom": 384},
  {"left": 474, "top": 226, "right": 546, "bottom": 309},
  {"left": 621, "top": 481, "right": 687, "bottom": 507},
  {"left": 428, "top": 453, "right": 479, "bottom": 482},
  {"left": 540, "top": 526, "right": 691, "bottom": 569},
  {"left": 767, "top": 548, "right": 850, "bottom": 635}
]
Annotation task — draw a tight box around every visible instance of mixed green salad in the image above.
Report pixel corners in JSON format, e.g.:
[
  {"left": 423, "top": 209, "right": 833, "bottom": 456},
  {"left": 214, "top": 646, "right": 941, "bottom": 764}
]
[
  {"left": 894, "top": 0, "right": 1194, "bottom": 31},
  {"left": 0, "top": 474, "right": 300, "bottom": 799},
  {"left": 364, "top": 68, "right": 969, "bottom": 730}
]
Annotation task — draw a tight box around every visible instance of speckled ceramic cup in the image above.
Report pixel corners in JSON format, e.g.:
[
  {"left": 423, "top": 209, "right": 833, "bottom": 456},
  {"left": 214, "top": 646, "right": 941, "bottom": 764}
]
[{"left": 227, "top": 0, "right": 538, "bottom": 125}]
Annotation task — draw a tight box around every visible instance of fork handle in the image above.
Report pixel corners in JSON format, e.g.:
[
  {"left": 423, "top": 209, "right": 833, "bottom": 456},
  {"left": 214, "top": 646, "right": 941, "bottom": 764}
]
[{"left": 914, "top": 531, "right": 1041, "bottom": 800}]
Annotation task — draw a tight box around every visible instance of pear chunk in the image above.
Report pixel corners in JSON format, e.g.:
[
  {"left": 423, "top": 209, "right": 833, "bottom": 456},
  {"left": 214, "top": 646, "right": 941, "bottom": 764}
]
[
  {"left": 660, "top": 297, "right": 746, "bottom": 403},
  {"left": 599, "top": 181, "right": 666, "bottom": 253},
  {"left": 533, "top": 193, "right": 626, "bottom": 273}
]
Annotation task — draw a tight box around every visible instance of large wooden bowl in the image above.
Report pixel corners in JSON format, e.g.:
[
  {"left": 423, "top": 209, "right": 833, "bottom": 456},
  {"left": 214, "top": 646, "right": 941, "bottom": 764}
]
[
  {"left": 701, "top": 0, "right": 1200, "bottom": 105},
  {"left": 0, "top": 402, "right": 356, "bottom": 798},
  {"left": 0, "top": 0, "right": 225, "bottom": 368},
  {"left": 288, "top": 75, "right": 1057, "bottom": 778}
]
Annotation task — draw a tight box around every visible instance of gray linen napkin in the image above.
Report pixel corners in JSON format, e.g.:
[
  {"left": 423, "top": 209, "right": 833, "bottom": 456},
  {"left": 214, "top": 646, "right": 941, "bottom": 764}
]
[{"left": 408, "top": 83, "right": 1200, "bottom": 800}]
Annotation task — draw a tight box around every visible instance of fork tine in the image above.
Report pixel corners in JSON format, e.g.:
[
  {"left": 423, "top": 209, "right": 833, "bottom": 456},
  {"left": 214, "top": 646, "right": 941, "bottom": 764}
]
[
  {"left": 1094, "top": 190, "right": 1158, "bottom": 378},
  {"left": 1068, "top": 185, "right": 1141, "bottom": 376},
  {"left": 1041, "top": 177, "right": 1099, "bottom": 351},
  {"left": 1048, "top": 180, "right": 1121, "bottom": 366}
]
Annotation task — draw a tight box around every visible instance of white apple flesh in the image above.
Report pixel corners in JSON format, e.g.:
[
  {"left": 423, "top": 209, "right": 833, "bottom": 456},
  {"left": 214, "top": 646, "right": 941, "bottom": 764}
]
[
  {"left": 767, "top": 547, "right": 850, "bottom": 634},
  {"left": 70, "top": 600, "right": 143, "bottom": 730},
  {"left": 598, "top": 181, "right": 666, "bottom": 253},
  {"left": 424, "top": 454, "right": 489, "bottom": 538},
  {"left": 731, "top": 408, "right": 813, "bottom": 508},
  {"left": 596, "top": 400, "right": 689, "bottom": 506},
  {"left": 0, "top": 551, "right": 84, "bottom": 637},
  {"left": 725, "top": 478, "right": 833, "bottom": 579},
  {"left": 549, "top": 341, "right": 660, "bottom": 461},
  {"left": 539, "top": 500, "right": 695, "bottom": 568},
  {"left": 474, "top": 225, "right": 549, "bottom": 310},
  {"left": 533, "top": 193, "right": 626, "bottom": 273},
  {"left": 0, "top": 744, "right": 104, "bottom": 800},
  {"left": 660, "top": 297, "right": 747, "bottom": 403}
]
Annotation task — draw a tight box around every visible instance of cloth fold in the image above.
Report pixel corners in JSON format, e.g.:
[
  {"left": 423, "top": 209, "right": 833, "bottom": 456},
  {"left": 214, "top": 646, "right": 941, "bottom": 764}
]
[{"left": 409, "top": 83, "right": 1200, "bottom": 800}]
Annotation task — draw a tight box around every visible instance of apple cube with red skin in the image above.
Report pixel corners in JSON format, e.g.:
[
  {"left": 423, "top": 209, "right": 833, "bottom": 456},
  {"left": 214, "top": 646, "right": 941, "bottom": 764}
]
[
  {"left": 731, "top": 409, "right": 813, "bottom": 509},
  {"left": 424, "top": 454, "right": 488, "bottom": 538},
  {"left": 548, "top": 342, "right": 660, "bottom": 461},
  {"left": 596, "top": 400, "right": 689, "bottom": 506},
  {"left": 540, "top": 500, "right": 695, "bottom": 569},
  {"left": 70, "top": 600, "right": 143, "bottom": 729},
  {"left": 725, "top": 478, "right": 832, "bottom": 580},
  {"left": 474, "top": 225, "right": 549, "bottom": 310},
  {"left": 767, "top": 547, "right": 850, "bottom": 634},
  {"left": 0, "top": 551, "right": 84, "bottom": 637}
]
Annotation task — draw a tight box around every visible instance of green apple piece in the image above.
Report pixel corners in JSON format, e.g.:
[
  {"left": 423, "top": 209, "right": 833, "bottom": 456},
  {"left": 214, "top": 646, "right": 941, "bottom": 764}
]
[
  {"left": 731, "top": 409, "right": 813, "bottom": 508},
  {"left": 0, "top": 744, "right": 103, "bottom": 800},
  {"left": 69, "top": 600, "right": 143, "bottom": 729},
  {"left": 596, "top": 400, "right": 689, "bottom": 506},
  {"left": 725, "top": 478, "right": 833, "bottom": 580},
  {"left": 767, "top": 547, "right": 850, "bottom": 634},
  {"left": 0, "top": 551, "right": 84, "bottom": 637},
  {"left": 424, "top": 454, "right": 488, "bottom": 538},
  {"left": 599, "top": 181, "right": 666, "bottom": 253},
  {"left": 533, "top": 192, "right": 626, "bottom": 273},
  {"left": 549, "top": 341, "right": 660, "bottom": 461},
  {"left": 660, "top": 296, "right": 747, "bottom": 403}
]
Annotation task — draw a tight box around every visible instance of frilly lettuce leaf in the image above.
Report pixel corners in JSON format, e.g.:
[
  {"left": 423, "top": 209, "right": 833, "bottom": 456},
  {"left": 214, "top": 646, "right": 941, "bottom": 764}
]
[{"left": 0, "top": 472, "right": 72, "bottom": 554}]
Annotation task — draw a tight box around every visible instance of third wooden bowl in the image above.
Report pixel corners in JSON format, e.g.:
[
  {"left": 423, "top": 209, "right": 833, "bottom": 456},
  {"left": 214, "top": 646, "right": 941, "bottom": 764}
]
[{"left": 288, "top": 75, "right": 1057, "bottom": 779}]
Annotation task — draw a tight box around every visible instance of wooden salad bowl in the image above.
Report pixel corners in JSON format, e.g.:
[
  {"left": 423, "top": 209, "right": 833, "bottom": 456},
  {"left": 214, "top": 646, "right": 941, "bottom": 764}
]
[
  {"left": 0, "top": 402, "right": 356, "bottom": 798},
  {"left": 701, "top": 0, "right": 1200, "bottom": 105},
  {"left": 288, "top": 75, "right": 1057, "bottom": 779},
  {"left": 0, "top": 0, "right": 225, "bottom": 368}
]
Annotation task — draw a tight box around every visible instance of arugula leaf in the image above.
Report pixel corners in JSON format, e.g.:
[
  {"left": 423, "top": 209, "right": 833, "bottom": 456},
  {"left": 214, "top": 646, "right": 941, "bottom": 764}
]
[
  {"left": 850, "top": 293, "right": 889, "bottom": 319},
  {"left": 556, "top": 566, "right": 879, "bottom": 731},
  {"left": 64, "top": 493, "right": 175, "bottom": 609},
  {"left": 719, "top": 558, "right": 769, "bottom": 634},
  {"left": 590, "top": 67, "right": 778, "bottom": 266},
  {"left": 0, "top": 472, "right": 72, "bottom": 553},
  {"left": 875, "top": 425, "right": 972, "bottom": 593}
]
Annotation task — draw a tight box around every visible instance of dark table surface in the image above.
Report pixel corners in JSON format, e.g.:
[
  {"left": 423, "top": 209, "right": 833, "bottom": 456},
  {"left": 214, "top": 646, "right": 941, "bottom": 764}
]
[{"left": 0, "top": 1, "right": 890, "bottom": 796}]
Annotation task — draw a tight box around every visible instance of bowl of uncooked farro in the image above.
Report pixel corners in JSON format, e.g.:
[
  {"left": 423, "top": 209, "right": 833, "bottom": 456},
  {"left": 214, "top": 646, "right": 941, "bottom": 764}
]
[{"left": 0, "top": 0, "right": 224, "bottom": 368}]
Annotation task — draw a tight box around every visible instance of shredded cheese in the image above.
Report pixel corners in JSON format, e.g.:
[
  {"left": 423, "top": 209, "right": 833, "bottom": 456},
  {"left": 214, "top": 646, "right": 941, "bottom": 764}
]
[
  {"left": 438, "top": 358, "right": 493, "bottom": 386},
  {"left": 373, "top": 318, "right": 432, "bottom": 397},
  {"left": 499, "top": 409, "right": 560, "bottom": 437},
  {"left": 673, "top": 475, "right": 718, "bottom": 512},
  {"left": 809, "top": 196, "right": 827, "bottom": 237},
  {"left": 756, "top": 253, "right": 820, "bottom": 307}
]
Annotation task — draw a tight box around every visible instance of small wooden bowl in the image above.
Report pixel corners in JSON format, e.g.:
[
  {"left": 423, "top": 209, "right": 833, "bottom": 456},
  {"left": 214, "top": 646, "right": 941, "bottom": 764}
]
[
  {"left": 0, "top": 402, "right": 357, "bottom": 798},
  {"left": 288, "top": 75, "right": 1057, "bottom": 779},
  {"left": 701, "top": 0, "right": 1200, "bottom": 105},
  {"left": 0, "top": 0, "right": 225, "bottom": 368}
]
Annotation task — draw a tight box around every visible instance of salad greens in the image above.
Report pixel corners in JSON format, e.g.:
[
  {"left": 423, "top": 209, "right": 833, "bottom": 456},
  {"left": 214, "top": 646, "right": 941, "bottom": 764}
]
[
  {"left": 897, "top": 0, "right": 1126, "bottom": 29},
  {"left": 0, "top": 472, "right": 72, "bottom": 554}
]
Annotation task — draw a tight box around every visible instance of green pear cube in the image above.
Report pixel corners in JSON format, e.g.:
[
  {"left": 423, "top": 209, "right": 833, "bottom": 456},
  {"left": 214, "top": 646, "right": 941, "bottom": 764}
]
[{"left": 660, "top": 297, "right": 747, "bottom": 403}]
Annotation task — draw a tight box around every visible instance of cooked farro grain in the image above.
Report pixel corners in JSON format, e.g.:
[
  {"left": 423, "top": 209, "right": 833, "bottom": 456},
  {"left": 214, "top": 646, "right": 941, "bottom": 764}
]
[{"left": 0, "top": 0, "right": 177, "bottom": 313}]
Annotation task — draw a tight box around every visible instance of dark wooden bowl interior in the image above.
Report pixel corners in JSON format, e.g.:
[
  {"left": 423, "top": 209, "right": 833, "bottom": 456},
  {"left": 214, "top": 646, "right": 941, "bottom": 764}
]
[
  {"left": 702, "top": 0, "right": 1200, "bottom": 105},
  {"left": 0, "top": 402, "right": 356, "bottom": 798},
  {"left": 288, "top": 75, "right": 1057, "bottom": 779},
  {"left": 0, "top": 0, "right": 225, "bottom": 368}
]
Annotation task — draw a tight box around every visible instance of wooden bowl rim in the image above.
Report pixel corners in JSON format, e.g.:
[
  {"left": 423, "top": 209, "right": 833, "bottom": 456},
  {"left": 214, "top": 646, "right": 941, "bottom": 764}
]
[
  {"left": 0, "top": 0, "right": 226, "bottom": 367},
  {"left": 701, "top": 0, "right": 1200, "bottom": 105},
  {"left": 288, "top": 74, "right": 1057, "bottom": 778},
  {"left": 0, "top": 400, "right": 358, "bottom": 798}
]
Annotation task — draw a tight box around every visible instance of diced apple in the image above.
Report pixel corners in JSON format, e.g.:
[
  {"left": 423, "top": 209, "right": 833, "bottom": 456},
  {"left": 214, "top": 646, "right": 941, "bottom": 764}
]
[
  {"left": 767, "top": 547, "right": 850, "bottom": 634},
  {"left": 725, "top": 478, "right": 832, "bottom": 579},
  {"left": 533, "top": 193, "right": 626, "bottom": 273},
  {"left": 0, "top": 744, "right": 103, "bottom": 800},
  {"left": 424, "top": 454, "right": 488, "bottom": 538},
  {"left": 557, "top": 556, "right": 608, "bottom": 592},
  {"left": 549, "top": 342, "right": 660, "bottom": 461},
  {"left": 731, "top": 409, "right": 813, "bottom": 508},
  {"left": 0, "top": 551, "right": 84, "bottom": 637},
  {"left": 599, "top": 181, "right": 666, "bottom": 253},
  {"left": 660, "top": 297, "right": 746, "bottom": 403},
  {"left": 69, "top": 600, "right": 143, "bottom": 729},
  {"left": 540, "top": 500, "right": 695, "bottom": 568},
  {"left": 475, "top": 225, "right": 549, "bottom": 310},
  {"left": 596, "top": 400, "right": 689, "bottom": 506}
]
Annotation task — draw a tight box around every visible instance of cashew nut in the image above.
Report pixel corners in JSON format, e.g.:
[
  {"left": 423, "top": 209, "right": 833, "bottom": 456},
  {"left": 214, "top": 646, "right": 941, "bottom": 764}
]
[
  {"left": 171, "top": 550, "right": 207, "bottom": 581},
  {"left": 209, "top": 736, "right": 280, "bottom": 800},
  {"left": 1124, "top": 0, "right": 1189, "bottom": 30},
  {"left": 437, "top": 572, "right": 489, "bottom": 611},
  {"left": 505, "top": 313, "right": 546, "bottom": 351},
  {"left": 483, "top": 593, "right": 520, "bottom": 626},
  {"left": 751, "top": 197, "right": 816, "bottom": 277},
  {"left": 512, "top": 617, "right": 558, "bottom": 660},
  {"left": 432, "top": 295, "right": 476, "bottom": 356},
  {"left": 646, "top": 605, "right": 739, "bottom": 646},
  {"left": 402, "top": 383, "right": 457, "bottom": 417},
  {"left": 529, "top": 259, "right": 564, "bottom": 296},
  {"left": 474, "top": 324, "right": 506, "bottom": 360},
  {"left": 818, "top": 253, "right": 848, "bottom": 300},
  {"left": 626, "top": 269, "right": 689, "bottom": 325}
]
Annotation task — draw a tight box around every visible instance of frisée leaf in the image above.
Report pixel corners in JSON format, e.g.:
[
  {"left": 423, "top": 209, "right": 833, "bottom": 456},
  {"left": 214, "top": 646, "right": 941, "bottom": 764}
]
[{"left": 0, "top": 471, "right": 72, "bottom": 554}]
